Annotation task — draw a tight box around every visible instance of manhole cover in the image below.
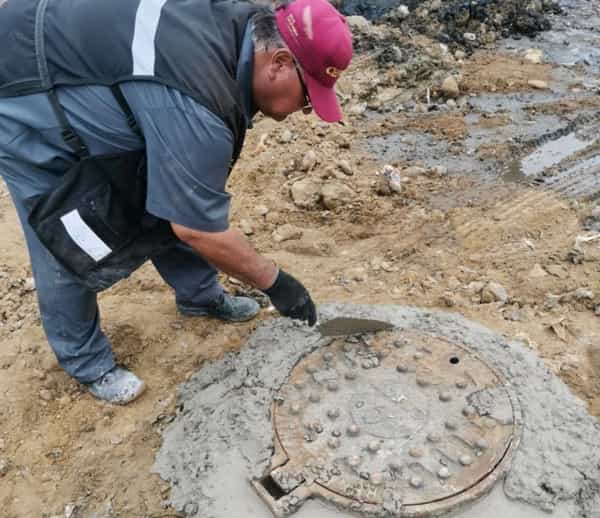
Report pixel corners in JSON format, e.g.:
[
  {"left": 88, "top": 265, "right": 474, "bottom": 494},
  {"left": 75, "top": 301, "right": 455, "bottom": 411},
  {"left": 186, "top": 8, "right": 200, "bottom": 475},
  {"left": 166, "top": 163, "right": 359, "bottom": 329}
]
[{"left": 254, "top": 329, "right": 522, "bottom": 517}]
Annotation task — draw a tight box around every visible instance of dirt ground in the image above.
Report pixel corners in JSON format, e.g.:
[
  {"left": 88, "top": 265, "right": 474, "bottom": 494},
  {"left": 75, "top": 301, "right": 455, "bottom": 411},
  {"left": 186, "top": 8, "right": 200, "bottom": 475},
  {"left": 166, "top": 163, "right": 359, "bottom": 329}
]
[{"left": 1, "top": 5, "right": 600, "bottom": 518}]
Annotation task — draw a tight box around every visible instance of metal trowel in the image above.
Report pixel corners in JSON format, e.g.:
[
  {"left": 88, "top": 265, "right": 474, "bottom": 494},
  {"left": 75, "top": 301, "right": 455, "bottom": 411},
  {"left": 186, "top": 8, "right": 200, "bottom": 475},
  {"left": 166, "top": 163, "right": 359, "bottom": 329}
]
[{"left": 317, "top": 316, "right": 394, "bottom": 337}]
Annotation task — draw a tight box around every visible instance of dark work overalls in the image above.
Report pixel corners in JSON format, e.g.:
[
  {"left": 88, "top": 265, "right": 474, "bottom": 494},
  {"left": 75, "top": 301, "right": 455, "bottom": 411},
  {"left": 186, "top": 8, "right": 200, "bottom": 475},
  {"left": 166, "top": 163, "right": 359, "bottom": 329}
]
[{"left": 0, "top": 0, "right": 262, "bottom": 382}]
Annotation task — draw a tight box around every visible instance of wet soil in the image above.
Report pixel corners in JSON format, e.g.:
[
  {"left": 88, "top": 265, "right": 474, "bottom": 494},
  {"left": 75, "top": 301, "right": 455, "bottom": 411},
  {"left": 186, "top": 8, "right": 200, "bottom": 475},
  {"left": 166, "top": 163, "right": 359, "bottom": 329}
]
[{"left": 0, "top": 0, "right": 599, "bottom": 516}]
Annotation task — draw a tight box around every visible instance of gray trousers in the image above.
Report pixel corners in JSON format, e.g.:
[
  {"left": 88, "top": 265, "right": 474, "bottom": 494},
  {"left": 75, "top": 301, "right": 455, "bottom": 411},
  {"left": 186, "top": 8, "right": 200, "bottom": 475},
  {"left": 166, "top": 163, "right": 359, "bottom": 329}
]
[{"left": 1, "top": 157, "right": 222, "bottom": 383}]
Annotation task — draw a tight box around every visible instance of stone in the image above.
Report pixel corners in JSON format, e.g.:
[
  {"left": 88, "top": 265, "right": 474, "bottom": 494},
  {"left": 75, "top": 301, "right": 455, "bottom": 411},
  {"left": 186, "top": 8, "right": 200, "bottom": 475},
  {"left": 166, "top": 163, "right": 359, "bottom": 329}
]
[
  {"left": 464, "top": 32, "right": 477, "bottom": 42},
  {"left": 336, "top": 160, "right": 353, "bottom": 176},
  {"left": 446, "top": 99, "right": 457, "bottom": 108},
  {"left": 254, "top": 204, "right": 269, "bottom": 217},
  {"left": 524, "top": 48, "right": 544, "bottom": 64},
  {"left": 455, "top": 50, "right": 466, "bottom": 60},
  {"left": 300, "top": 150, "right": 317, "bottom": 172},
  {"left": 528, "top": 79, "right": 549, "bottom": 90},
  {"left": 441, "top": 76, "right": 460, "bottom": 98},
  {"left": 279, "top": 129, "right": 293, "bottom": 144},
  {"left": 64, "top": 503, "right": 77, "bottom": 518},
  {"left": 23, "top": 277, "right": 36, "bottom": 292},
  {"left": 397, "top": 5, "right": 410, "bottom": 19},
  {"left": 320, "top": 182, "right": 354, "bottom": 210},
  {"left": 39, "top": 389, "right": 53, "bottom": 401},
  {"left": 272, "top": 224, "right": 303, "bottom": 243},
  {"left": 239, "top": 219, "right": 253, "bottom": 236},
  {"left": 345, "top": 15, "right": 370, "bottom": 30},
  {"left": 528, "top": 263, "right": 547, "bottom": 278},
  {"left": 429, "top": 165, "right": 448, "bottom": 177},
  {"left": 481, "top": 281, "right": 509, "bottom": 304},
  {"left": 291, "top": 178, "right": 321, "bottom": 209},
  {"left": 0, "top": 458, "right": 9, "bottom": 477}
]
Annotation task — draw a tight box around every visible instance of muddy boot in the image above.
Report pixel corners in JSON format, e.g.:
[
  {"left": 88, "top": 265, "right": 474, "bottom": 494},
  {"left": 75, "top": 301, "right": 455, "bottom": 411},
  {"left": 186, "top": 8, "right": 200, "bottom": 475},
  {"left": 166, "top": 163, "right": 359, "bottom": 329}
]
[
  {"left": 177, "top": 293, "right": 260, "bottom": 322},
  {"left": 86, "top": 366, "right": 146, "bottom": 405}
]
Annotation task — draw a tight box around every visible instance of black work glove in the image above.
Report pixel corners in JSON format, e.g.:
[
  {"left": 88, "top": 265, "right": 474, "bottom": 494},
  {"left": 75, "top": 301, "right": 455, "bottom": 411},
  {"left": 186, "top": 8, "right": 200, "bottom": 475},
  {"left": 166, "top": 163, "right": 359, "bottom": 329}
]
[{"left": 263, "top": 269, "right": 317, "bottom": 326}]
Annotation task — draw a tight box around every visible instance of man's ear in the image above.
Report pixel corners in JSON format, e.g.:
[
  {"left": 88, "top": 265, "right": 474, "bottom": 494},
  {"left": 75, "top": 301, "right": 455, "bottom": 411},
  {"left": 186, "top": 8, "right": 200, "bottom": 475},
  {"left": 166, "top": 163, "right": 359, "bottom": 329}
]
[{"left": 272, "top": 48, "right": 295, "bottom": 70}]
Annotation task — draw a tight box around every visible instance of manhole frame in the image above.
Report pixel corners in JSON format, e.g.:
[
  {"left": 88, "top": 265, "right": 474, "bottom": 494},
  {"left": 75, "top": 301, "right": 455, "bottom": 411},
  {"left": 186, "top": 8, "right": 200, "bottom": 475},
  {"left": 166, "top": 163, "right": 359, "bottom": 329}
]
[{"left": 253, "top": 332, "right": 523, "bottom": 518}]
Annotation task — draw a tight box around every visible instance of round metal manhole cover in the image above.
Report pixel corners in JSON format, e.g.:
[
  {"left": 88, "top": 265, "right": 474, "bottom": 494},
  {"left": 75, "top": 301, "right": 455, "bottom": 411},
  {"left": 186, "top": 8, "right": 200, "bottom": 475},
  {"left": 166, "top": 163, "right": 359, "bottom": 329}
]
[{"left": 263, "top": 329, "right": 521, "bottom": 516}]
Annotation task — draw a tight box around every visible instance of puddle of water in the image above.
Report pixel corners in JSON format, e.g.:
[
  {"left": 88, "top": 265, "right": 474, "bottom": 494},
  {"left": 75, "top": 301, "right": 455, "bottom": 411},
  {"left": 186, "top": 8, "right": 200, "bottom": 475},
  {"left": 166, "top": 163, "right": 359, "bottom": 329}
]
[{"left": 513, "top": 132, "right": 595, "bottom": 178}]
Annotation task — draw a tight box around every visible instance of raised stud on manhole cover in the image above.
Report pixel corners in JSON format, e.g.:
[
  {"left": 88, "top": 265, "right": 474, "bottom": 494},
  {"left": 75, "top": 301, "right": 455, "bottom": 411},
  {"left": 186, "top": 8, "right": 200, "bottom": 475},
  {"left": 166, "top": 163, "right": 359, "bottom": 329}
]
[
  {"left": 408, "top": 447, "right": 424, "bottom": 458},
  {"left": 309, "top": 392, "right": 321, "bottom": 403},
  {"left": 271, "top": 328, "right": 521, "bottom": 516},
  {"left": 438, "top": 467, "right": 451, "bottom": 479},
  {"left": 410, "top": 476, "right": 424, "bottom": 489},
  {"left": 428, "top": 432, "right": 442, "bottom": 443},
  {"left": 463, "top": 405, "right": 476, "bottom": 417},
  {"left": 348, "top": 455, "right": 362, "bottom": 468},
  {"left": 347, "top": 425, "right": 360, "bottom": 437},
  {"left": 476, "top": 438, "right": 489, "bottom": 450},
  {"left": 327, "top": 408, "right": 340, "bottom": 419},
  {"left": 459, "top": 454, "right": 473, "bottom": 466},
  {"left": 371, "top": 473, "right": 384, "bottom": 486},
  {"left": 367, "top": 440, "right": 381, "bottom": 453},
  {"left": 439, "top": 391, "right": 452, "bottom": 402},
  {"left": 328, "top": 438, "right": 341, "bottom": 449}
]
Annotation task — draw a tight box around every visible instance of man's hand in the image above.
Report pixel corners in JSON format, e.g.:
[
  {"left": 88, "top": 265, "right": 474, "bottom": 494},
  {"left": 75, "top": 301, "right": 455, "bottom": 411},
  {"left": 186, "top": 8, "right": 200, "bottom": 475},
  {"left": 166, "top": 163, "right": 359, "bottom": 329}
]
[{"left": 263, "top": 270, "right": 317, "bottom": 326}]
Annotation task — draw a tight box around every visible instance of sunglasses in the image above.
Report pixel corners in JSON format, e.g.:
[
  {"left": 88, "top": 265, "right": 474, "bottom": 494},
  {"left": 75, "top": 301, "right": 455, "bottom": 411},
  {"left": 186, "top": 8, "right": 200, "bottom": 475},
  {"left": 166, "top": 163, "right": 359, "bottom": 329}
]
[{"left": 293, "top": 59, "right": 313, "bottom": 114}]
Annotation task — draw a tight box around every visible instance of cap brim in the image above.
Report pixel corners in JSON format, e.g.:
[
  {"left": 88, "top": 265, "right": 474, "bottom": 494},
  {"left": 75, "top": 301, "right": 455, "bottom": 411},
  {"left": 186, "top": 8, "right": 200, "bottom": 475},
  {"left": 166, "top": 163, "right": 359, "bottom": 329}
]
[{"left": 304, "top": 73, "right": 343, "bottom": 123}]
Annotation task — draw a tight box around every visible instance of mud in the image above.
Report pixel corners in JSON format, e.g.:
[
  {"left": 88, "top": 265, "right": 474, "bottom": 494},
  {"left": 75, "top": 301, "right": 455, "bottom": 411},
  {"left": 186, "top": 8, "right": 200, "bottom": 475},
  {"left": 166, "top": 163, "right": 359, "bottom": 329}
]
[{"left": 153, "top": 304, "right": 600, "bottom": 517}]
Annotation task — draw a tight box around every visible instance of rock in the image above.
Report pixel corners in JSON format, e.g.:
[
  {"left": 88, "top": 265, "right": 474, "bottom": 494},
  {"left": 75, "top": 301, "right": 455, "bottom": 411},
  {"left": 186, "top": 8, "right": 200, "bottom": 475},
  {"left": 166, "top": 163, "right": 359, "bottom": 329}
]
[
  {"left": 397, "top": 5, "right": 410, "bottom": 19},
  {"left": 545, "top": 265, "right": 568, "bottom": 279},
  {"left": 441, "top": 76, "right": 460, "bottom": 98},
  {"left": 481, "top": 281, "right": 509, "bottom": 304},
  {"left": 64, "top": 503, "right": 77, "bottom": 518},
  {"left": 284, "top": 230, "right": 335, "bottom": 257},
  {"left": 336, "top": 160, "right": 353, "bottom": 176},
  {"left": 529, "top": 263, "right": 547, "bottom": 278},
  {"left": 404, "top": 166, "right": 427, "bottom": 176},
  {"left": 595, "top": 305, "right": 600, "bottom": 316},
  {"left": 429, "top": 165, "right": 447, "bottom": 177},
  {"left": 239, "top": 219, "right": 254, "bottom": 236},
  {"left": 39, "top": 389, "right": 53, "bottom": 401},
  {"left": 455, "top": 50, "right": 466, "bottom": 60},
  {"left": 300, "top": 150, "right": 317, "bottom": 172},
  {"left": 23, "top": 277, "right": 36, "bottom": 292},
  {"left": 321, "top": 182, "right": 354, "bottom": 210},
  {"left": 349, "top": 102, "right": 367, "bottom": 115},
  {"left": 346, "top": 15, "right": 370, "bottom": 30},
  {"left": 524, "top": 48, "right": 544, "bottom": 64},
  {"left": 528, "top": 79, "right": 549, "bottom": 90},
  {"left": 429, "top": 0, "right": 442, "bottom": 11},
  {"left": 291, "top": 178, "right": 321, "bottom": 209},
  {"left": 279, "top": 129, "right": 293, "bottom": 144},
  {"left": 254, "top": 204, "right": 269, "bottom": 217},
  {"left": 183, "top": 502, "right": 199, "bottom": 516},
  {"left": 272, "top": 224, "right": 303, "bottom": 243},
  {"left": 446, "top": 99, "right": 457, "bottom": 108},
  {"left": 464, "top": 32, "right": 477, "bottom": 42},
  {"left": 0, "top": 458, "right": 9, "bottom": 477}
]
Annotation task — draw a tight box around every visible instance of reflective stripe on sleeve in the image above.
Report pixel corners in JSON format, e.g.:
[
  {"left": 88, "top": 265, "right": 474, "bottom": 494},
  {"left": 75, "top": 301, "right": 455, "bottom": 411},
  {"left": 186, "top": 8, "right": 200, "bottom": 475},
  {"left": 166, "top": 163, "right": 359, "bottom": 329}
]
[{"left": 131, "top": 0, "right": 168, "bottom": 76}]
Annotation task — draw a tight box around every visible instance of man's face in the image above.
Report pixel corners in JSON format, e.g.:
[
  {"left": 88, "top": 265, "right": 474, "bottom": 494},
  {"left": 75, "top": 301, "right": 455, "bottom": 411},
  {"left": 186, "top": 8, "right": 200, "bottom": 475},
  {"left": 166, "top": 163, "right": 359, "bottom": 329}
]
[{"left": 253, "top": 49, "right": 312, "bottom": 122}]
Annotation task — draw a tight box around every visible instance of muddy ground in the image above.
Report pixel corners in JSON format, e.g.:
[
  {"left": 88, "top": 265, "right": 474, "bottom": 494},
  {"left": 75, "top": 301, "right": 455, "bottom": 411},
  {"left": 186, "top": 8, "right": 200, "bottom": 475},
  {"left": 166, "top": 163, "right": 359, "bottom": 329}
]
[{"left": 1, "top": 1, "right": 599, "bottom": 517}]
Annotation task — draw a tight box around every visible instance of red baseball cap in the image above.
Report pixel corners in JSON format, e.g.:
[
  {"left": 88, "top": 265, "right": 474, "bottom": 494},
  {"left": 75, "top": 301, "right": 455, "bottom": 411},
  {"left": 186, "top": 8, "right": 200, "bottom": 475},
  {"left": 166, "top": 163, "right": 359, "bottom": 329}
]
[{"left": 275, "top": 0, "right": 353, "bottom": 123}]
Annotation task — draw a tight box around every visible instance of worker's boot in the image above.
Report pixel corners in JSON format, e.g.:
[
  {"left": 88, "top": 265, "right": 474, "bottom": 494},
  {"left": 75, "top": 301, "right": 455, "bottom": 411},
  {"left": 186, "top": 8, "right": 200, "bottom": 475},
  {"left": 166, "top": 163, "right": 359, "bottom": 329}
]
[
  {"left": 86, "top": 366, "right": 146, "bottom": 405},
  {"left": 177, "top": 293, "right": 260, "bottom": 322}
]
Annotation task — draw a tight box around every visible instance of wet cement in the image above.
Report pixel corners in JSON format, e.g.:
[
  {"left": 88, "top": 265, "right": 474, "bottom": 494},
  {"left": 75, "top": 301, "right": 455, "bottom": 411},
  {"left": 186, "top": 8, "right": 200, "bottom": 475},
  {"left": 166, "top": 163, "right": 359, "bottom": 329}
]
[{"left": 153, "top": 304, "right": 600, "bottom": 517}]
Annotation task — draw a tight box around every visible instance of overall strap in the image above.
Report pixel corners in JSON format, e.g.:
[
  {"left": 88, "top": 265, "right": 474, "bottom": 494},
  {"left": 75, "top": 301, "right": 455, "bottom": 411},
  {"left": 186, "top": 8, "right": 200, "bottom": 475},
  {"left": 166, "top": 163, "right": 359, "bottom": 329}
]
[
  {"left": 47, "top": 89, "right": 89, "bottom": 159},
  {"left": 109, "top": 85, "right": 143, "bottom": 139}
]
